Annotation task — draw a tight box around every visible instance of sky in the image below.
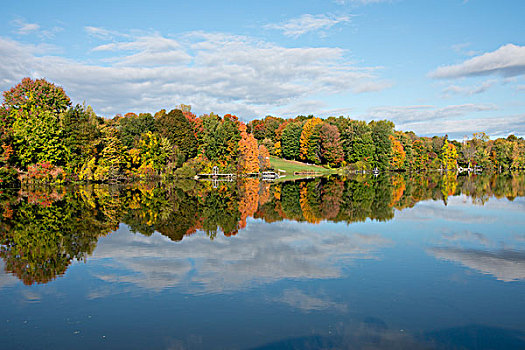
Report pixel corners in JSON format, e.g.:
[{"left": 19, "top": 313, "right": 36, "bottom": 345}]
[{"left": 1, "top": 0, "right": 524, "bottom": 138}]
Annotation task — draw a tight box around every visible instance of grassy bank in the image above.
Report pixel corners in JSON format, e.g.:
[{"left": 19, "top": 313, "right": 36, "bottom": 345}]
[{"left": 269, "top": 156, "right": 338, "bottom": 180}]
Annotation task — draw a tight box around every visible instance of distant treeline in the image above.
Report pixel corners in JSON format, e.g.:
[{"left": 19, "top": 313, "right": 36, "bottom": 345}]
[
  {"left": 248, "top": 115, "right": 525, "bottom": 172},
  {"left": 0, "top": 78, "right": 524, "bottom": 185}
]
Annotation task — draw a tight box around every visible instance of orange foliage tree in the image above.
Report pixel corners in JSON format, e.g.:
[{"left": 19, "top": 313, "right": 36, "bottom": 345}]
[
  {"left": 238, "top": 123, "right": 260, "bottom": 173},
  {"left": 389, "top": 134, "right": 406, "bottom": 169},
  {"left": 258, "top": 145, "right": 271, "bottom": 170}
]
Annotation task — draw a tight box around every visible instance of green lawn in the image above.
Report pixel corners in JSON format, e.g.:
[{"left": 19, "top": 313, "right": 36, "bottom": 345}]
[{"left": 269, "top": 156, "right": 337, "bottom": 178}]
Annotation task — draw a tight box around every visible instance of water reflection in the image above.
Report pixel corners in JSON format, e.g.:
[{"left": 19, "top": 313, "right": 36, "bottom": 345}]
[
  {"left": 91, "top": 223, "right": 391, "bottom": 294},
  {"left": 0, "top": 172, "right": 524, "bottom": 286},
  {"left": 430, "top": 248, "right": 525, "bottom": 282}
]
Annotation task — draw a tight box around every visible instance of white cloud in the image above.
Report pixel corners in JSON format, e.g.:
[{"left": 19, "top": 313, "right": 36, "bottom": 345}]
[
  {"left": 360, "top": 103, "right": 525, "bottom": 138},
  {"left": 398, "top": 114, "right": 525, "bottom": 139},
  {"left": 364, "top": 103, "right": 497, "bottom": 124},
  {"left": 0, "top": 31, "right": 388, "bottom": 118},
  {"left": 92, "top": 34, "right": 191, "bottom": 67},
  {"left": 265, "top": 14, "right": 351, "bottom": 38},
  {"left": 85, "top": 26, "right": 128, "bottom": 40},
  {"left": 442, "top": 79, "right": 497, "bottom": 97},
  {"left": 430, "top": 44, "right": 525, "bottom": 79},
  {"left": 11, "top": 18, "right": 40, "bottom": 35},
  {"left": 10, "top": 18, "right": 62, "bottom": 40}
]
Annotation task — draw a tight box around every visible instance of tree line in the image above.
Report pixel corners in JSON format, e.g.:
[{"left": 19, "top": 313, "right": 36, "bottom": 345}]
[
  {"left": 1, "top": 78, "right": 524, "bottom": 185},
  {"left": 248, "top": 115, "right": 525, "bottom": 172}
]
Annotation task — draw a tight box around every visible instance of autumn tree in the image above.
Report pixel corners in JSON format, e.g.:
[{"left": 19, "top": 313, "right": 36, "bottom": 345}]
[
  {"left": 238, "top": 123, "right": 259, "bottom": 173},
  {"left": 258, "top": 145, "right": 271, "bottom": 170},
  {"left": 3, "top": 77, "right": 71, "bottom": 114},
  {"left": 389, "top": 134, "right": 406, "bottom": 170},
  {"left": 62, "top": 105, "right": 100, "bottom": 173},
  {"left": 119, "top": 112, "right": 156, "bottom": 149},
  {"left": 441, "top": 139, "right": 458, "bottom": 171},
  {"left": 2, "top": 78, "right": 72, "bottom": 169},
  {"left": 300, "top": 117, "right": 323, "bottom": 162},
  {"left": 155, "top": 109, "right": 197, "bottom": 160},
  {"left": 91, "top": 126, "right": 128, "bottom": 180},
  {"left": 273, "top": 121, "right": 289, "bottom": 157},
  {"left": 319, "top": 123, "right": 344, "bottom": 167},
  {"left": 411, "top": 139, "right": 429, "bottom": 169},
  {"left": 136, "top": 132, "right": 173, "bottom": 173}
]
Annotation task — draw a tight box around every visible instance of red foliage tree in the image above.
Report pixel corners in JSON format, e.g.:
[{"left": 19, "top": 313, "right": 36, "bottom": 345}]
[{"left": 319, "top": 123, "right": 344, "bottom": 167}]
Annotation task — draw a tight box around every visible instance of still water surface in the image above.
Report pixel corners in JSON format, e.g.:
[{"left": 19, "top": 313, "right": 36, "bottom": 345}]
[{"left": 1, "top": 173, "right": 524, "bottom": 349}]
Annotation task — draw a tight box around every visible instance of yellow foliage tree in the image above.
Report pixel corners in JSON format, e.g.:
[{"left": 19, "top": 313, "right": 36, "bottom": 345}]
[{"left": 299, "top": 117, "right": 323, "bottom": 161}]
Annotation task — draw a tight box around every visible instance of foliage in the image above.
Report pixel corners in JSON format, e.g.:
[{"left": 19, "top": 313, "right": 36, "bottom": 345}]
[
  {"left": 156, "top": 109, "right": 197, "bottom": 160},
  {"left": 2, "top": 77, "right": 71, "bottom": 113},
  {"left": 370, "top": 120, "right": 394, "bottom": 170},
  {"left": 281, "top": 122, "right": 303, "bottom": 160},
  {"left": 136, "top": 132, "right": 173, "bottom": 172},
  {"left": 238, "top": 123, "right": 260, "bottom": 173},
  {"left": 390, "top": 134, "right": 406, "bottom": 169},
  {"left": 319, "top": 123, "right": 344, "bottom": 167},
  {"left": 1, "top": 78, "right": 524, "bottom": 183},
  {"left": 119, "top": 112, "right": 156, "bottom": 149},
  {"left": 258, "top": 145, "right": 271, "bottom": 170},
  {"left": 10, "top": 101, "right": 69, "bottom": 169},
  {"left": 299, "top": 117, "right": 323, "bottom": 162},
  {"left": 22, "top": 162, "right": 65, "bottom": 184},
  {"left": 62, "top": 105, "right": 100, "bottom": 173},
  {"left": 441, "top": 140, "right": 458, "bottom": 170},
  {"left": 0, "top": 166, "right": 19, "bottom": 187},
  {"left": 342, "top": 120, "right": 375, "bottom": 167}
]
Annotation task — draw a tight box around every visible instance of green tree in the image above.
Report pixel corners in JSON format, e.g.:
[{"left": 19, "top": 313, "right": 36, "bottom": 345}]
[
  {"left": 3, "top": 78, "right": 73, "bottom": 169},
  {"left": 281, "top": 122, "right": 303, "bottom": 160},
  {"left": 136, "top": 132, "right": 173, "bottom": 172},
  {"left": 342, "top": 120, "right": 375, "bottom": 166},
  {"left": 119, "top": 112, "right": 156, "bottom": 149},
  {"left": 370, "top": 120, "right": 394, "bottom": 170},
  {"left": 11, "top": 105, "right": 69, "bottom": 168},
  {"left": 156, "top": 109, "right": 197, "bottom": 160},
  {"left": 62, "top": 105, "right": 100, "bottom": 173}
]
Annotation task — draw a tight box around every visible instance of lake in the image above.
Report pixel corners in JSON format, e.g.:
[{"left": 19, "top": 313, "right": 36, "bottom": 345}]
[{"left": 1, "top": 173, "right": 524, "bottom": 349}]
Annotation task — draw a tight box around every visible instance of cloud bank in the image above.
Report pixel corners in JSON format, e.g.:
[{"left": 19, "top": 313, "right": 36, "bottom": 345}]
[{"left": 0, "top": 29, "right": 387, "bottom": 119}]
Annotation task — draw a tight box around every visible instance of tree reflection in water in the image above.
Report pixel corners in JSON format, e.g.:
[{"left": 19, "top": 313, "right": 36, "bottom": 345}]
[{"left": 0, "top": 173, "right": 524, "bottom": 285}]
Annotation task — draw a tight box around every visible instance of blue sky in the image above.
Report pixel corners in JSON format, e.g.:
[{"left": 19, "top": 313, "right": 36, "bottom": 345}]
[{"left": 1, "top": 0, "right": 524, "bottom": 138}]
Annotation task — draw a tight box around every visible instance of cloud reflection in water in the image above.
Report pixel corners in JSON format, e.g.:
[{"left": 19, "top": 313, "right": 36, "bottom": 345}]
[{"left": 91, "top": 221, "right": 392, "bottom": 294}]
